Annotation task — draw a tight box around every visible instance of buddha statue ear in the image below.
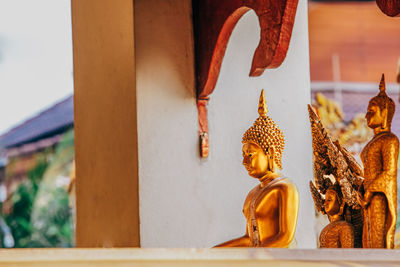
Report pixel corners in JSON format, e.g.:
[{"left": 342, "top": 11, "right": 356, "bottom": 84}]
[
  {"left": 338, "top": 199, "right": 345, "bottom": 216},
  {"left": 267, "top": 146, "right": 276, "bottom": 172},
  {"left": 382, "top": 106, "right": 388, "bottom": 129}
]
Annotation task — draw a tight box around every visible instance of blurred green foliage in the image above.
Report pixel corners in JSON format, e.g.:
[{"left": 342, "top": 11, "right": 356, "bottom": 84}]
[
  {"left": 4, "top": 158, "right": 48, "bottom": 247},
  {"left": 3, "top": 128, "right": 75, "bottom": 248},
  {"left": 29, "top": 186, "right": 72, "bottom": 247}
]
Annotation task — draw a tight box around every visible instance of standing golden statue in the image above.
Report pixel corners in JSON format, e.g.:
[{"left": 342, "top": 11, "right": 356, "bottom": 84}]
[
  {"left": 215, "top": 90, "right": 299, "bottom": 247},
  {"left": 358, "top": 74, "right": 399, "bottom": 249},
  {"left": 308, "top": 105, "right": 363, "bottom": 248}
]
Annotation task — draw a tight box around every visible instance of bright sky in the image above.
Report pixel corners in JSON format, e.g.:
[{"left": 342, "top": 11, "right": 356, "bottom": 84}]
[{"left": 0, "top": 0, "right": 73, "bottom": 135}]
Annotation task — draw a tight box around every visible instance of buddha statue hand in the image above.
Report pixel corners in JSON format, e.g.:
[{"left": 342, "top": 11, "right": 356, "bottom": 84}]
[{"left": 356, "top": 191, "right": 369, "bottom": 209}]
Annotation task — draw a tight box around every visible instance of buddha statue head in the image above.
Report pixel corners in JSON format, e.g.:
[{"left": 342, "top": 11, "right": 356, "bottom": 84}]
[
  {"left": 242, "top": 90, "right": 285, "bottom": 179},
  {"left": 324, "top": 184, "right": 345, "bottom": 219},
  {"left": 366, "top": 74, "right": 395, "bottom": 131}
]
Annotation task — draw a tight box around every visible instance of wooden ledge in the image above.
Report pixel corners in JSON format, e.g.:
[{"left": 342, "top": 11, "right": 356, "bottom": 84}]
[{"left": 0, "top": 248, "right": 399, "bottom": 266}]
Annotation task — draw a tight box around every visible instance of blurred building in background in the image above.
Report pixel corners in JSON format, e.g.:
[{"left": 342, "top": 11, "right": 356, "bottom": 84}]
[
  {"left": 308, "top": 0, "right": 400, "bottom": 247},
  {"left": 310, "top": 0, "right": 400, "bottom": 83},
  {"left": 309, "top": 0, "right": 400, "bottom": 147},
  {"left": 309, "top": 0, "right": 400, "bottom": 128},
  {"left": 0, "top": 96, "right": 74, "bottom": 247}
]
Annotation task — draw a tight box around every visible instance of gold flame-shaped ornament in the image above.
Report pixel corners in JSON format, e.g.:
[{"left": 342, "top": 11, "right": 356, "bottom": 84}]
[
  {"left": 379, "top": 73, "right": 387, "bottom": 96},
  {"left": 258, "top": 89, "right": 268, "bottom": 117},
  {"left": 242, "top": 89, "right": 285, "bottom": 169}
]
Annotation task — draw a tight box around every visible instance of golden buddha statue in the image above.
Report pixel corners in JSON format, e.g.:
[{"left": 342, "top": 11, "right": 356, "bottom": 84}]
[
  {"left": 318, "top": 184, "right": 354, "bottom": 248},
  {"left": 358, "top": 74, "right": 399, "bottom": 249},
  {"left": 315, "top": 92, "right": 344, "bottom": 128},
  {"left": 215, "top": 90, "right": 299, "bottom": 247}
]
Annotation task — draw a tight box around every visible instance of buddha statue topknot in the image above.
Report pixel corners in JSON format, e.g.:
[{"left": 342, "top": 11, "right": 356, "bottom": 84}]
[{"left": 215, "top": 90, "right": 299, "bottom": 247}]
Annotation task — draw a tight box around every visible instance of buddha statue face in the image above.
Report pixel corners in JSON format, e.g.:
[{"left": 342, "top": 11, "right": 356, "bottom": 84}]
[
  {"left": 365, "top": 74, "right": 395, "bottom": 131},
  {"left": 366, "top": 104, "right": 387, "bottom": 130},
  {"left": 324, "top": 189, "right": 341, "bottom": 216},
  {"left": 242, "top": 141, "right": 274, "bottom": 179}
]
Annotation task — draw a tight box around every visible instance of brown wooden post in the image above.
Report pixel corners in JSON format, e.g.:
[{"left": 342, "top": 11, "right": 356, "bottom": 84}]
[{"left": 71, "top": 0, "right": 140, "bottom": 247}]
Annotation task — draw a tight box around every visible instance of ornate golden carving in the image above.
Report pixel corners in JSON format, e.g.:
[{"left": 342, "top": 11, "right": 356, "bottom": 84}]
[
  {"left": 216, "top": 90, "right": 298, "bottom": 248},
  {"left": 308, "top": 105, "right": 363, "bottom": 248},
  {"left": 358, "top": 74, "right": 399, "bottom": 249}
]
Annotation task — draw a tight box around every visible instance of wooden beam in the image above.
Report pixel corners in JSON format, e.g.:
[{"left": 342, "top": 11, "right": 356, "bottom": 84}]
[
  {"left": 376, "top": 0, "right": 400, "bottom": 17},
  {"left": 192, "top": 0, "right": 299, "bottom": 157},
  {"left": 193, "top": 0, "right": 299, "bottom": 99},
  {"left": 71, "top": 0, "right": 139, "bottom": 247}
]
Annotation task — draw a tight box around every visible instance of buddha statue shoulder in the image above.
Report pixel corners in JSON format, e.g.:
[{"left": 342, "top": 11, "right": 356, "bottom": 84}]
[
  {"left": 358, "top": 74, "right": 399, "bottom": 249},
  {"left": 215, "top": 90, "right": 299, "bottom": 248}
]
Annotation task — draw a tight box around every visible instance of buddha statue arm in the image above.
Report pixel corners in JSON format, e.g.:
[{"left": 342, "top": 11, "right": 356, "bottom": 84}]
[
  {"left": 364, "top": 136, "right": 399, "bottom": 203},
  {"left": 259, "top": 184, "right": 299, "bottom": 247}
]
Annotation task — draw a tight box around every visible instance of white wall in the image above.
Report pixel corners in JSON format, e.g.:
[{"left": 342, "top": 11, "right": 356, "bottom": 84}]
[{"left": 135, "top": 0, "right": 315, "bottom": 248}]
